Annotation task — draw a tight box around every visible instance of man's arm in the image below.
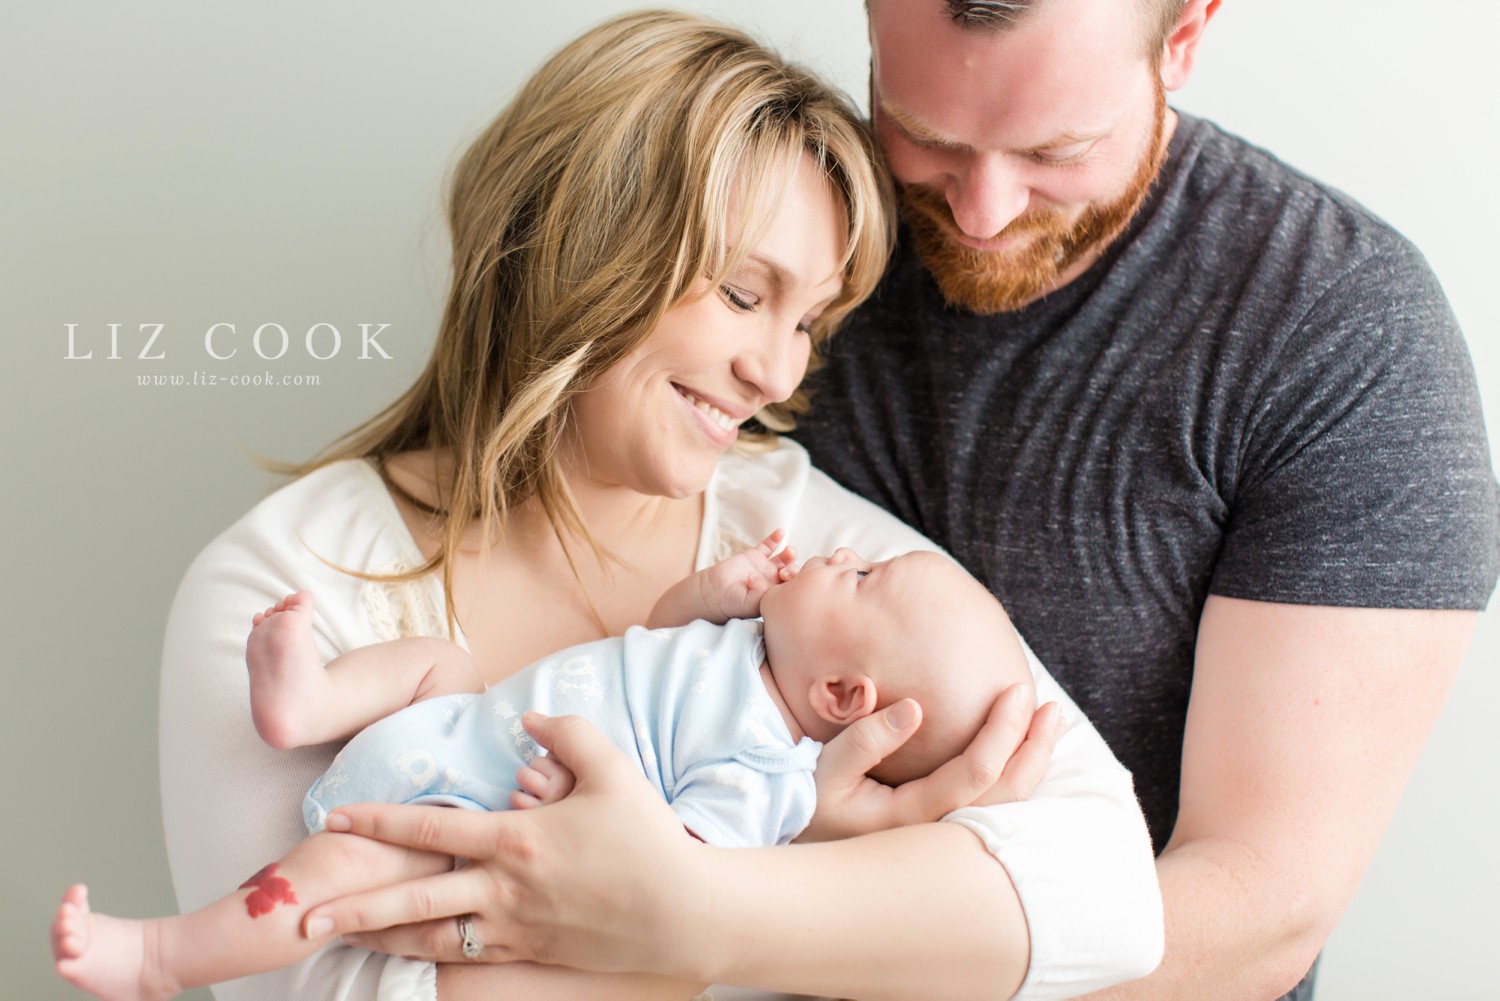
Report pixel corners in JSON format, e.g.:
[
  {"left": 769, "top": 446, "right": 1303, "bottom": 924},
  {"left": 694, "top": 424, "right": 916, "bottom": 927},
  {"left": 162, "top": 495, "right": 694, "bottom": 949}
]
[{"left": 1085, "top": 596, "right": 1474, "bottom": 1000}]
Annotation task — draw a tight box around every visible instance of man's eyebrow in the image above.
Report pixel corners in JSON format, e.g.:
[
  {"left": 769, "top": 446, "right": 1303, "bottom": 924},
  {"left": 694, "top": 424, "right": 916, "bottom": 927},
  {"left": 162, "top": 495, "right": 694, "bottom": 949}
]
[
  {"left": 1012, "top": 128, "right": 1108, "bottom": 156},
  {"left": 880, "top": 99, "right": 1106, "bottom": 155},
  {"left": 879, "top": 101, "right": 965, "bottom": 149}
]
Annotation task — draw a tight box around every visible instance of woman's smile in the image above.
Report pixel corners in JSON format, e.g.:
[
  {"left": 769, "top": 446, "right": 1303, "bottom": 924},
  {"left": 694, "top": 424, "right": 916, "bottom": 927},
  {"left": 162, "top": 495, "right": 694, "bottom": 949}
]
[{"left": 675, "top": 383, "right": 747, "bottom": 440}]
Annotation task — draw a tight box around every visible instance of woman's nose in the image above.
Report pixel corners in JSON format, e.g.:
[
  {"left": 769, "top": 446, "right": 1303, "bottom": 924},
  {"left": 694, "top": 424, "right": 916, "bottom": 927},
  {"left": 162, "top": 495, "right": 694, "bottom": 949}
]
[{"left": 734, "top": 324, "right": 811, "bottom": 404}]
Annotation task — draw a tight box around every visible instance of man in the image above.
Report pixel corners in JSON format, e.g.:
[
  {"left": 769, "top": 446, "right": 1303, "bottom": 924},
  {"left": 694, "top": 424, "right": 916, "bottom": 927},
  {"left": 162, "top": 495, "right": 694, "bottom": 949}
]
[{"left": 795, "top": 1, "right": 1500, "bottom": 998}]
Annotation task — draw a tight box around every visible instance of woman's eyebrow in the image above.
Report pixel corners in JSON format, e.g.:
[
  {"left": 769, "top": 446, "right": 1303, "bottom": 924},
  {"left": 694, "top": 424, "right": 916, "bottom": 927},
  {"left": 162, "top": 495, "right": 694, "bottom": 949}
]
[
  {"left": 740, "top": 254, "right": 790, "bottom": 292},
  {"left": 742, "top": 253, "right": 844, "bottom": 305}
]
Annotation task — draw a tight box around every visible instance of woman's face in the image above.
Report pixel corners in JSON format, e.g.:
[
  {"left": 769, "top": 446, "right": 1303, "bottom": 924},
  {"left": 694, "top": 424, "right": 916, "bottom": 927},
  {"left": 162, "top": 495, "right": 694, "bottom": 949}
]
[{"left": 568, "top": 154, "right": 847, "bottom": 499}]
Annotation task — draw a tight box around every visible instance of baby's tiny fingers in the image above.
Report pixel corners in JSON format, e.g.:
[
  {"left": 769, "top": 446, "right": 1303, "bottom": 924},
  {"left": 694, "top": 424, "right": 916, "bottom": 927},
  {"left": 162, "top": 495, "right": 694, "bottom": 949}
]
[
  {"left": 753, "top": 528, "right": 786, "bottom": 555},
  {"left": 515, "top": 765, "right": 549, "bottom": 799}
]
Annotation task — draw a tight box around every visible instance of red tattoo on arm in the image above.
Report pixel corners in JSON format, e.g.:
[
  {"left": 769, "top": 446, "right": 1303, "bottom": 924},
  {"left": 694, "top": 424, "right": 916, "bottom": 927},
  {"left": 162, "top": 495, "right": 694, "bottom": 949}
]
[{"left": 239, "top": 862, "right": 299, "bottom": 918}]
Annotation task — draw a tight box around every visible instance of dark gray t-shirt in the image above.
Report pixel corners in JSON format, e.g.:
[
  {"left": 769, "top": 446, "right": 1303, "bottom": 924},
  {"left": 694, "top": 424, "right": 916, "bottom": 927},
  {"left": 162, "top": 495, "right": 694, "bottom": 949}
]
[{"left": 794, "top": 112, "right": 1500, "bottom": 853}]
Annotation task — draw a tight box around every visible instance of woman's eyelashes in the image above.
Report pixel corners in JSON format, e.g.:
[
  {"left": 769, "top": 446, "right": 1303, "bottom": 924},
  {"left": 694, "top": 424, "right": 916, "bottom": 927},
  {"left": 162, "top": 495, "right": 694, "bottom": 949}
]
[
  {"left": 719, "top": 283, "right": 759, "bottom": 311},
  {"left": 719, "top": 281, "right": 816, "bottom": 334}
]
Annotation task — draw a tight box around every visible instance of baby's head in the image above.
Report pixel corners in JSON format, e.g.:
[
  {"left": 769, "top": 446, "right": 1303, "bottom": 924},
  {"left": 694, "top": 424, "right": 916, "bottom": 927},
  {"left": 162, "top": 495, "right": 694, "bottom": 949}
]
[{"left": 759, "top": 549, "right": 1026, "bottom": 786}]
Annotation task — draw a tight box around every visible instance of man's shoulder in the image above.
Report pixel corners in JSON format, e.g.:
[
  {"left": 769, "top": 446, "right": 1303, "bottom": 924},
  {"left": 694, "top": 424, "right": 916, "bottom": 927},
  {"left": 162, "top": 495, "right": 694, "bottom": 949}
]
[{"left": 1168, "top": 112, "right": 1423, "bottom": 271}]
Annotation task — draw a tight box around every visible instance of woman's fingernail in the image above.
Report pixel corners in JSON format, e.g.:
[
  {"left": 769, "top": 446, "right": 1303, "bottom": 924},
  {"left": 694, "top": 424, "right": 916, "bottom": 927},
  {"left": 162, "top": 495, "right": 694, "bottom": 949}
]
[
  {"left": 305, "top": 916, "right": 333, "bottom": 938},
  {"left": 886, "top": 699, "right": 917, "bottom": 730},
  {"left": 342, "top": 934, "right": 365, "bottom": 947},
  {"left": 326, "top": 813, "right": 352, "bottom": 832}
]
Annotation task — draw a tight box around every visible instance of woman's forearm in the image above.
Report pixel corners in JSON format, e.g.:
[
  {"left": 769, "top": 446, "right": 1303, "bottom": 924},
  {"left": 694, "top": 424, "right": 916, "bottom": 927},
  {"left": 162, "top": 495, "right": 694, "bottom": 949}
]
[
  {"left": 695, "top": 823, "right": 1029, "bottom": 1001},
  {"left": 439, "top": 963, "right": 704, "bottom": 1001}
]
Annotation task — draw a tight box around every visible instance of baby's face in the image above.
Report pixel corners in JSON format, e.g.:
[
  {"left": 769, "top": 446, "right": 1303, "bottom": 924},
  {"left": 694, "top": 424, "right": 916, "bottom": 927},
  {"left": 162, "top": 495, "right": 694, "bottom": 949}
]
[
  {"left": 760, "top": 548, "right": 1022, "bottom": 783},
  {"left": 760, "top": 548, "right": 959, "bottom": 678}
]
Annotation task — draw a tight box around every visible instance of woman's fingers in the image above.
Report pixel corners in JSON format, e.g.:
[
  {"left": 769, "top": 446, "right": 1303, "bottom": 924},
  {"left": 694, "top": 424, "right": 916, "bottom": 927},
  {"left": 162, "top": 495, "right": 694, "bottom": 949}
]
[
  {"left": 323, "top": 801, "right": 501, "bottom": 859},
  {"left": 315, "top": 715, "right": 713, "bottom": 971},
  {"left": 894, "top": 683, "right": 1036, "bottom": 815},
  {"left": 969, "top": 699, "right": 1061, "bottom": 807},
  {"left": 798, "top": 699, "right": 922, "bottom": 841},
  {"left": 342, "top": 917, "right": 523, "bottom": 964},
  {"left": 818, "top": 698, "right": 922, "bottom": 793},
  {"left": 303, "top": 864, "right": 489, "bottom": 942}
]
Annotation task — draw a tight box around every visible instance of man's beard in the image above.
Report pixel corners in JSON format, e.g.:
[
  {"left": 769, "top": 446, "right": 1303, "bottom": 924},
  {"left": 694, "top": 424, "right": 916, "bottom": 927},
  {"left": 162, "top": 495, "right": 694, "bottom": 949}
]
[{"left": 900, "top": 83, "right": 1168, "bottom": 315}]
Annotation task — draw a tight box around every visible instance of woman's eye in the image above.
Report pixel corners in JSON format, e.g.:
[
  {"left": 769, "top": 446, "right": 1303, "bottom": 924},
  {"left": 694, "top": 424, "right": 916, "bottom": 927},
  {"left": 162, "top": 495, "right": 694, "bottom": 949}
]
[
  {"left": 720, "top": 284, "right": 758, "bottom": 311},
  {"left": 855, "top": 569, "right": 869, "bottom": 578}
]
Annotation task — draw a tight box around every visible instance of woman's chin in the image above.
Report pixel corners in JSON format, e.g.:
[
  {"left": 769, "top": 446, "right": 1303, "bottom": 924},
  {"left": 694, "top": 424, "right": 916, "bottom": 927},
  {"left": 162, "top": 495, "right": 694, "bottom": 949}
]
[{"left": 651, "top": 457, "right": 723, "bottom": 500}]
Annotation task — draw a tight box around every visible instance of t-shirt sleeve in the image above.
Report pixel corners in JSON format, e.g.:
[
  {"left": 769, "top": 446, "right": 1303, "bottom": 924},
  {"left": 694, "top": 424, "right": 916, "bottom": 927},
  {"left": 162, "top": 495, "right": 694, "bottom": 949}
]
[
  {"left": 1211, "top": 239, "right": 1500, "bottom": 608},
  {"left": 158, "top": 464, "right": 439, "bottom": 1000},
  {"left": 668, "top": 752, "right": 817, "bottom": 848}
]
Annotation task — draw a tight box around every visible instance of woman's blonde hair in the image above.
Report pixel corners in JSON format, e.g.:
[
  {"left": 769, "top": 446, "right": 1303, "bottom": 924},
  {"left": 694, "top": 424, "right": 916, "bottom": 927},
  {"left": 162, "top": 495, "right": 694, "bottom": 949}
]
[{"left": 295, "top": 9, "right": 893, "bottom": 632}]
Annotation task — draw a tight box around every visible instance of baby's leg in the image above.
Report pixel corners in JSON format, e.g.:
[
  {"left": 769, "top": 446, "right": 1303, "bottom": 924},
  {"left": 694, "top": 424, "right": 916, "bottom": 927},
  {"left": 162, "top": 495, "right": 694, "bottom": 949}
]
[
  {"left": 246, "top": 590, "right": 484, "bottom": 749},
  {"left": 52, "top": 831, "right": 451, "bottom": 1001}
]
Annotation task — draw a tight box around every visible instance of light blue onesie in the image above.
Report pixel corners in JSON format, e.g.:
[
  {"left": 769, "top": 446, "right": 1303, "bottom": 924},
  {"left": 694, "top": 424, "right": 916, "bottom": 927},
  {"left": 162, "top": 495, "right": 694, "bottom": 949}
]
[{"left": 303, "top": 618, "right": 821, "bottom": 848}]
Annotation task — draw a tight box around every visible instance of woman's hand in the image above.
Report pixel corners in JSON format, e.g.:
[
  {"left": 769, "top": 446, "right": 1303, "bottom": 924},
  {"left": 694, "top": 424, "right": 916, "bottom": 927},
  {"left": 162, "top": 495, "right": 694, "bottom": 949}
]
[
  {"left": 302, "top": 712, "right": 713, "bottom": 978},
  {"left": 798, "top": 682, "right": 1060, "bottom": 842}
]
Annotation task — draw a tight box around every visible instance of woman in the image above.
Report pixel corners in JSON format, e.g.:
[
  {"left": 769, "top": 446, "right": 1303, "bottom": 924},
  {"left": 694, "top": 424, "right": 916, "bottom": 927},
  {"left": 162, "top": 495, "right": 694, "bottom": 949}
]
[{"left": 159, "top": 10, "right": 1161, "bottom": 1000}]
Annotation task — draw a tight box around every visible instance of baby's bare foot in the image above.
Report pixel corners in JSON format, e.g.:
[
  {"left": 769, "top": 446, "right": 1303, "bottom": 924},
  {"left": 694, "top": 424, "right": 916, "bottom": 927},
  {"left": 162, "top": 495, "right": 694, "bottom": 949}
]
[
  {"left": 52, "top": 885, "right": 178, "bottom": 1001},
  {"left": 245, "top": 591, "right": 326, "bottom": 750}
]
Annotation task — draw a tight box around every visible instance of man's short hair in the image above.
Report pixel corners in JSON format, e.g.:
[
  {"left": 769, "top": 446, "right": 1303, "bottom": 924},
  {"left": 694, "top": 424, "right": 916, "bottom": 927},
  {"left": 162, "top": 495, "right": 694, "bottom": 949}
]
[{"left": 935, "top": 0, "right": 1187, "bottom": 59}]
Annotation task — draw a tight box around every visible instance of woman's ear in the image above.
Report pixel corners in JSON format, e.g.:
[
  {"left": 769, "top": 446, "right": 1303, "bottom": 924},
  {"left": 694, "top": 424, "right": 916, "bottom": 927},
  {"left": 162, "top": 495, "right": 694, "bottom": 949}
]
[{"left": 807, "top": 675, "right": 878, "bottom": 726}]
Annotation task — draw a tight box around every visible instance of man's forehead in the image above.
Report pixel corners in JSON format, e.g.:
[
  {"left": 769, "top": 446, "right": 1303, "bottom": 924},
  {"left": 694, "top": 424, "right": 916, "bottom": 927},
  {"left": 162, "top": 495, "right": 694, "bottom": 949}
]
[
  {"left": 869, "top": 0, "right": 1149, "bottom": 147},
  {"left": 868, "top": 0, "right": 1144, "bottom": 75}
]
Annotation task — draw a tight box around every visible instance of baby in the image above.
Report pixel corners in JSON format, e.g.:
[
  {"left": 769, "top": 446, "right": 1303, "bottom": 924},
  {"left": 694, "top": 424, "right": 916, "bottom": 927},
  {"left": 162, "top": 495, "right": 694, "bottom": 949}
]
[{"left": 52, "top": 533, "right": 1031, "bottom": 1001}]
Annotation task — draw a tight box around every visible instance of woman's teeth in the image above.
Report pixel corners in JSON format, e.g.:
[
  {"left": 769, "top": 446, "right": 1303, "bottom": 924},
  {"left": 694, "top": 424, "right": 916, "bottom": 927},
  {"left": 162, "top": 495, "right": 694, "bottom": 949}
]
[{"left": 682, "top": 390, "right": 741, "bottom": 432}]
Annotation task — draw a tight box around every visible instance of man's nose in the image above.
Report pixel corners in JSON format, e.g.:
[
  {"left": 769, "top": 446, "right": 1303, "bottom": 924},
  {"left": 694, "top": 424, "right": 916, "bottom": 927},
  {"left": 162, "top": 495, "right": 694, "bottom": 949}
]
[{"left": 947, "top": 152, "right": 1030, "bottom": 241}]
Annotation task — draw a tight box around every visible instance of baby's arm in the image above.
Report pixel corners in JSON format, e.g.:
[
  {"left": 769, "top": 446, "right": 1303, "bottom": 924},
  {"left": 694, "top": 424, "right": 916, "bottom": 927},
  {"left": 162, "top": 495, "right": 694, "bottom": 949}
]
[
  {"left": 246, "top": 591, "right": 484, "bottom": 750},
  {"left": 645, "top": 530, "right": 796, "bottom": 630}
]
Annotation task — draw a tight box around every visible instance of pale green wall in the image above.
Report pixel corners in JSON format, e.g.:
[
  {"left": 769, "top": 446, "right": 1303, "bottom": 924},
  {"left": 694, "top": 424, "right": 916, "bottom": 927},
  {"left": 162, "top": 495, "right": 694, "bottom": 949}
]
[{"left": 5, "top": 2, "right": 1495, "bottom": 998}]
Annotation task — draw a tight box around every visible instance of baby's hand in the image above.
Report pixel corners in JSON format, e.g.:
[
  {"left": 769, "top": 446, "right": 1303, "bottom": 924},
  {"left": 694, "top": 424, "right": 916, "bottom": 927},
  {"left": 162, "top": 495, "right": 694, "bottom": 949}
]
[
  {"left": 701, "top": 529, "right": 796, "bottom": 620},
  {"left": 509, "top": 755, "right": 577, "bottom": 810}
]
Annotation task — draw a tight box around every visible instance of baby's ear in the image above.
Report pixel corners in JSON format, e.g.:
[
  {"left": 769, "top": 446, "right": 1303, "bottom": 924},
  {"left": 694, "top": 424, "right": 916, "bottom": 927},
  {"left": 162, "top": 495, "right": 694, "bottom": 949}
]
[{"left": 807, "top": 675, "right": 878, "bottom": 726}]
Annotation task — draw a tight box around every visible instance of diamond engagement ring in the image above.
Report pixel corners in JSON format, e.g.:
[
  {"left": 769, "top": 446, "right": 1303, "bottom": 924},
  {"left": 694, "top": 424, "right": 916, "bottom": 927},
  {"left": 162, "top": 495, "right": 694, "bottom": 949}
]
[{"left": 458, "top": 914, "right": 483, "bottom": 960}]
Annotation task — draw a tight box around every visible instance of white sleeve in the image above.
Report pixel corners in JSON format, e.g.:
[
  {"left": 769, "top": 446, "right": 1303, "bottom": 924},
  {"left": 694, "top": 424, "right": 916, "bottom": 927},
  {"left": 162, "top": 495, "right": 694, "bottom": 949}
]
[
  {"left": 158, "top": 463, "right": 439, "bottom": 1001},
  {"left": 945, "top": 642, "right": 1164, "bottom": 1000},
  {"left": 712, "top": 440, "right": 1165, "bottom": 998}
]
